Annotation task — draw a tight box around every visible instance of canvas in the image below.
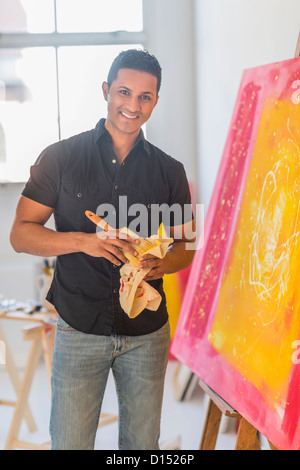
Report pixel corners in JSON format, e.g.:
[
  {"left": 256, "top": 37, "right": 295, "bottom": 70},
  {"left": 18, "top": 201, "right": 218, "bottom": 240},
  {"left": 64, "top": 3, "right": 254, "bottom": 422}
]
[{"left": 171, "top": 57, "right": 300, "bottom": 450}]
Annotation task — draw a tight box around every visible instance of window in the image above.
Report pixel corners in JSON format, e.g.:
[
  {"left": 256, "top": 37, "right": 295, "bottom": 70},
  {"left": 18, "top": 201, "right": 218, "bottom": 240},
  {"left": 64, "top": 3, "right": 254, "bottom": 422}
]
[
  {"left": 56, "top": 0, "right": 143, "bottom": 33},
  {"left": 0, "top": 0, "right": 144, "bottom": 182}
]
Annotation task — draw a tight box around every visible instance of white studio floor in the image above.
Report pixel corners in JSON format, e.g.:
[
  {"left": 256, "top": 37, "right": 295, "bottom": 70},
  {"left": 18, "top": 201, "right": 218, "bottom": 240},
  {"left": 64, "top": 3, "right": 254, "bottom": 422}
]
[{"left": 0, "top": 355, "right": 272, "bottom": 451}]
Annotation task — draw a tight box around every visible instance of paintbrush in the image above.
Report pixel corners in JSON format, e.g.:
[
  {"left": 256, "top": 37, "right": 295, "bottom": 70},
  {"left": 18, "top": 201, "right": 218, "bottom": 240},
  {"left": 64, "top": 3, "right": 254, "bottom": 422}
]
[{"left": 85, "top": 210, "right": 160, "bottom": 266}]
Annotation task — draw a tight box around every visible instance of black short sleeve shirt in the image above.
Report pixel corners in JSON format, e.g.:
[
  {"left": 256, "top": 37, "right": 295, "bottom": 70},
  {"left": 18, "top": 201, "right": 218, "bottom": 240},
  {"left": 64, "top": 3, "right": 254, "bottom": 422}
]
[{"left": 22, "top": 119, "right": 193, "bottom": 336}]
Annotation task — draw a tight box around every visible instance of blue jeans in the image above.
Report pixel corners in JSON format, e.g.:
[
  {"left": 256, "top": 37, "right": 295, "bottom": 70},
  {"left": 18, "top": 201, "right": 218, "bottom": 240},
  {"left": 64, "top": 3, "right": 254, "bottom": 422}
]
[{"left": 49, "top": 316, "right": 170, "bottom": 450}]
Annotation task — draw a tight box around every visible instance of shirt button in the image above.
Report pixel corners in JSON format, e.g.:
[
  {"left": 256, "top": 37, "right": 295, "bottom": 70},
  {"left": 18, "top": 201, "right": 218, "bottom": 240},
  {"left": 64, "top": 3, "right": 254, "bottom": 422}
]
[
  {"left": 115, "top": 185, "right": 119, "bottom": 190},
  {"left": 113, "top": 288, "right": 117, "bottom": 294},
  {"left": 77, "top": 192, "right": 82, "bottom": 198},
  {"left": 112, "top": 159, "right": 117, "bottom": 164}
]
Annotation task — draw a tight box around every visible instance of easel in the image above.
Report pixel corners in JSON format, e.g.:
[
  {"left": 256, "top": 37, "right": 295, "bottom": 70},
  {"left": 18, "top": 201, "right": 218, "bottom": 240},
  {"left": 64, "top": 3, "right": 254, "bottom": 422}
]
[
  {"left": 198, "top": 379, "right": 278, "bottom": 450},
  {"left": 198, "top": 380, "right": 263, "bottom": 450},
  {"left": 0, "top": 321, "right": 37, "bottom": 438},
  {"left": 198, "top": 32, "right": 300, "bottom": 452},
  {"left": 0, "top": 312, "right": 57, "bottom": 450},
  {"left": 0, "top": 310, "right": 117, "bottom": 450}
]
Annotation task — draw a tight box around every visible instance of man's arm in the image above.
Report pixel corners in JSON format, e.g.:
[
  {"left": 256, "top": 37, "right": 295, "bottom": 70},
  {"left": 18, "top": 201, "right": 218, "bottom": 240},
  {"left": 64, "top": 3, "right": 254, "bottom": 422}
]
[
  {"left": 10, "top": 196, "right": 140, "bottom": 266},
  {"left": 138, "top": 219, "right": 196, "bottom": 281}
]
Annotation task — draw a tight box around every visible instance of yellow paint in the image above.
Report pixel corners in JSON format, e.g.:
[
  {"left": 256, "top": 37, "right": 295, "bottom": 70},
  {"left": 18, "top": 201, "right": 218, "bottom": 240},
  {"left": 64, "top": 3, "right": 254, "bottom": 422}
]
[
  {"left": 164, "top": 273, "right": 181, "bottom": 338},
  {"left": 209, "top": 97, "right": 300, "bottom": 407},
  {"left": 160, "top": 223, "right": 181, "bottom": 338}
]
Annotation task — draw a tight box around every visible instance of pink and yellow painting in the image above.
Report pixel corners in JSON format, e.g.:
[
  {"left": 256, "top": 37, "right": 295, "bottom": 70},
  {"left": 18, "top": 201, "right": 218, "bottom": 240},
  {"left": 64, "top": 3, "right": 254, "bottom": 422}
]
[{"left": 171, "top": 57, "right": 300, "bottom": 450}]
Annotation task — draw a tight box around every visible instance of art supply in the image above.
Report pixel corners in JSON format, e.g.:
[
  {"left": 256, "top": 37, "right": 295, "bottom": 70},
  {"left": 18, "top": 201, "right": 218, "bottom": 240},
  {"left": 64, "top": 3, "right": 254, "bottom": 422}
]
[
  {"left": 85, "top": 210, "right": 161, "bottom": 266},
  {"left": 85, "top": 210, "right": 173, "bottom": 318},
  {"left": 0, "top": 298, "right": 41, "bottom": 315},
  {"left": 198, "top": 379, "right": 268, "bottom": 450}
]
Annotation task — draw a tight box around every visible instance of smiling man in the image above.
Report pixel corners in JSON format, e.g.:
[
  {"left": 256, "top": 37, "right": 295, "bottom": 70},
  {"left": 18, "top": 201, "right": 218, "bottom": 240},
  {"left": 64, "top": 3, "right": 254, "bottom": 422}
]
[
  {"left": 103, "top": 68, "right": 159, "bottom": 140},
  {"left": 10, "top": 49, "right": 195, "bottom": 450}
]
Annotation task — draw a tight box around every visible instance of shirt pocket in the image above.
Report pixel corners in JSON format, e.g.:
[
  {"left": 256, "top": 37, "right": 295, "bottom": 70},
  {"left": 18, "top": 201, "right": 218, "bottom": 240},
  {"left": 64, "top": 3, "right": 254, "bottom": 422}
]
[{"left": 55, "top": 182, "right": 108, "bottom": 232}]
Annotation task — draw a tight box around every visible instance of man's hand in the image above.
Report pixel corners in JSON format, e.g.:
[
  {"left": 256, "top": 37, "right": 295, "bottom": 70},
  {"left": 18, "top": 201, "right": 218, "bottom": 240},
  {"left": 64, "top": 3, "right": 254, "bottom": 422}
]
[
  {"left": 137, "top": 220, "right": 196, "bottom": 280},
  {"left": 81, "top": 229, "right": 140, "bottom": 266},
  {"left": 138, "top": 241, "right": 195, "bottom": 281},
  {"left": 138, "top": 254, "right": 167, "bottom": 281},
  {"left": 138, "top": 242, "right": 194, "bottom": 281}
]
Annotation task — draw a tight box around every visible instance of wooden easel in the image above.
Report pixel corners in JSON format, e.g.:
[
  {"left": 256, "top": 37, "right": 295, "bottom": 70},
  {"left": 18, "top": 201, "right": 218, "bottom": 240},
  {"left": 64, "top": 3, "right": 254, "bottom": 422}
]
[
  {"left": 0, "top": 322, "right": 37, "bottom": 436},
  {"left": 0, "top": 315, "right": 57, "bottom": 450},
  {"left": 198, "top": 379, "right": 277, "bottom": 450},
  {"left": 198, "top": 33, "right": 300, "bottom": 452},
  {"left": 1, "top": 311, "right": 118, "bottom": 450}
]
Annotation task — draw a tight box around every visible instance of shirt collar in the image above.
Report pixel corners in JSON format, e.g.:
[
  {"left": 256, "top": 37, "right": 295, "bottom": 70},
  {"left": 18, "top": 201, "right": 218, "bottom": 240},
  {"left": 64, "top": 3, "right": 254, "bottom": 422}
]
[{"left": 93, "top": 118, "right": 149, "bottom": 153}]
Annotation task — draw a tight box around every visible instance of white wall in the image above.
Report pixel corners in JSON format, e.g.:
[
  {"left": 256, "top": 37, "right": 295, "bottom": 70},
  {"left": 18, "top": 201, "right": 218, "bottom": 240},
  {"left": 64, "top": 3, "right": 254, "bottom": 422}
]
[
  {"left": 194, "top": 0, "right": 300, "bottom": 211},
  {"left": 0, "top": 183, "right": 43, "bottom": 300},
  {"left": 0, "top": 183, "right": 44, "bottom": 368},
  {"left": 143, "top": 0, "right": 198, "bottom": 197}
]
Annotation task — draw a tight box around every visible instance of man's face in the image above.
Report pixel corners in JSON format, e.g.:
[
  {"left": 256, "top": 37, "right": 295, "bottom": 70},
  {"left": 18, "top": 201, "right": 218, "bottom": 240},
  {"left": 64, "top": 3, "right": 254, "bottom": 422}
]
[{"left": 102, "top": 68, "right": 159, "bottom": 137}]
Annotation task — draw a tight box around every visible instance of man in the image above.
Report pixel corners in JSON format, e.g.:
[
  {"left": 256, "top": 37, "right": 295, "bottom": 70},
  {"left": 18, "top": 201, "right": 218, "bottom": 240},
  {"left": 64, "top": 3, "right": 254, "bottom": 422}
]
[{"left": 10, "top": 49, "right": 195, "bottom": 450}]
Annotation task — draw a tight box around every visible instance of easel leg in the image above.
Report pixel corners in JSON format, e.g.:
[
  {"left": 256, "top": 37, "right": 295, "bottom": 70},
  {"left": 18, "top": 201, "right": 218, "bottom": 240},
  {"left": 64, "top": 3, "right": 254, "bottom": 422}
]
[
  {"left": 268, "top": 440, "right": 278, "bottom": 450},
  {"left": 4, "top": 337, "right": 42, "bottom": 450},
  {"left": 235, "top": 417, "right": 261, "bottom": 450},
  {"left": 199, "top": 399, "right": 222, "bottom": 450},
  {"left": 0, "top": 322, "right": 36, "bottom": 433}
]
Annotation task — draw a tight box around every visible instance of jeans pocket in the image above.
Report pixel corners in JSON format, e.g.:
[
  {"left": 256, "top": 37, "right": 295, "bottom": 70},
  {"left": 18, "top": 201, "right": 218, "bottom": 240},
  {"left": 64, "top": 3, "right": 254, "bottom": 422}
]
[{"left": 56, "top": 316, "right": 76, "bottom": 332}]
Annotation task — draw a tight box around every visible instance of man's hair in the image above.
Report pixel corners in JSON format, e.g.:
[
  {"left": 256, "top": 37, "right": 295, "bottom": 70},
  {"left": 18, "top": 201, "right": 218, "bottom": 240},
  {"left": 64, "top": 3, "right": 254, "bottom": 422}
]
[{"left": 107, "top": 49, "right": 162, "bottom": 94}]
